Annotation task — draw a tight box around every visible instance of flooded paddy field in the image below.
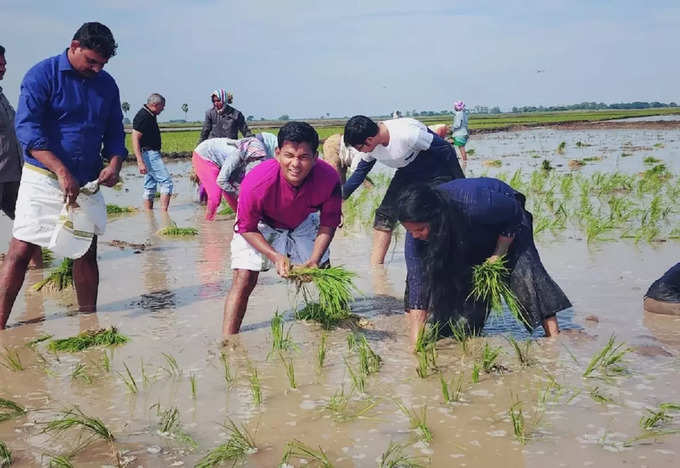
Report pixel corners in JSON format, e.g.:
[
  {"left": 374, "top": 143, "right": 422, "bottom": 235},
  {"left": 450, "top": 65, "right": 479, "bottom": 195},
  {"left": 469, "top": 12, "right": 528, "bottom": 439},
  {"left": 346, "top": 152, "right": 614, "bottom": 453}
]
[{"left": 1, "top": 123, "right": 680, "bottom": 467}]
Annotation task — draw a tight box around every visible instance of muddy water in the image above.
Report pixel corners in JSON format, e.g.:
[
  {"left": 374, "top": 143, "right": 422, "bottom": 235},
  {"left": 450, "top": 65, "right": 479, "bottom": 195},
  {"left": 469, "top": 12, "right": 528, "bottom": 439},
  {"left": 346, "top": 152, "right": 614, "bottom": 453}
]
[{"left": 1, "top": 125, "right": 680, "bottom": 467}]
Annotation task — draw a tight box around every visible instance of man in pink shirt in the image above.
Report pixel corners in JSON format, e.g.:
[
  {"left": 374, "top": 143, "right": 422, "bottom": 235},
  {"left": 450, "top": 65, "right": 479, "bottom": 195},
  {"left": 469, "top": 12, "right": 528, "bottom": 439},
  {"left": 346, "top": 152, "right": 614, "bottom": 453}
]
[{"left": 223, "top": 121, "right": 342, "bottom": 337}]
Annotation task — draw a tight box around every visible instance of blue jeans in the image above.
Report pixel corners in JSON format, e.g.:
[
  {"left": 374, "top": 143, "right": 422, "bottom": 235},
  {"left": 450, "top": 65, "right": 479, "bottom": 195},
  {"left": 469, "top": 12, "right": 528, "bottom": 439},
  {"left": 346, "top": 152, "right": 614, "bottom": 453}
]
[{"left": 142, "top": 150, "right": 173, "bottom": 199}]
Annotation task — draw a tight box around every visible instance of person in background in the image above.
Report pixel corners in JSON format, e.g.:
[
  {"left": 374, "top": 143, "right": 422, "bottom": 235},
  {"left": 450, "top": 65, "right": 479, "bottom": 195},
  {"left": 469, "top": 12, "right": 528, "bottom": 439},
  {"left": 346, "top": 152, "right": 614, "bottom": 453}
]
[
  {"left": 0, "top": 22, "right": 127, "bottom": 329},
  {"left": 397, "top": 179, "right": 570, "bottom": 346},
  {"left": 131, "top": 93, "right": 173, "bottom": 211},
  {"left": 192, "top": 133, "right": 274, "bottom": 220},
  {"left": 644, "top": 263, "right": 680, "bottom": 315},
  {"left": 342, "top": 115, "right": 464, "bottom": 265},
  {"left": 199, "top": 89, "right": 252, "bottom": 142},
  {"left": 321, "top": 133, "right": 372, "bottom": 187},
  {"left": 222, "top": 122, "right": 341, "bottom": 337},
  {"left": 452, "top": 100, "right": 469, "bottom": 161}
]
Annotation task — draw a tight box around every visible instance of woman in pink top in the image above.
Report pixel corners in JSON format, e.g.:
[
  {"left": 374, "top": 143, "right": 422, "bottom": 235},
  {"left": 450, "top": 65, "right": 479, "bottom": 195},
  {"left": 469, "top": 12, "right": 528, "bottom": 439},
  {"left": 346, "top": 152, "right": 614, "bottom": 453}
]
[{"left": 222, "top": 122, "right": 342, "bottom": 337}]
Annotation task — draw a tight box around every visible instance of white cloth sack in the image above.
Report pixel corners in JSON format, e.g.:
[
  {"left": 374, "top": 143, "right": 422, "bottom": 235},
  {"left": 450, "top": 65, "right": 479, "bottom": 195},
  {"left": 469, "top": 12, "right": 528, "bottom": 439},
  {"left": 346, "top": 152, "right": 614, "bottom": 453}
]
[
  {"left": 231, "top": 212, "right": 329, "bottom": 271},
  {"left": 13, "top": 165, "right": 106, "bottom": 259}
]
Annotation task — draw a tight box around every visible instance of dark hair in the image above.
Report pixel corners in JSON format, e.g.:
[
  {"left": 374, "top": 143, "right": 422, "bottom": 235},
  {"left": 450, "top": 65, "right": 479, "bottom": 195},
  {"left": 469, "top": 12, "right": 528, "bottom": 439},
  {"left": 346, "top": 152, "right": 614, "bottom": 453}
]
[
  {"left": 73, "top": 22, "right": 117, "bottom": 58},
  {"left": 343, "top": 115, "right": 379, "bottom": 146},
  {"left": 277, "top": 121, "right": 319, "bottom": 152},
  {"left": 0, "top": 45, "right": 5, "bottom": 56},
  {"left": 398, "top": 184, "right": 466, "bottom": 314}
]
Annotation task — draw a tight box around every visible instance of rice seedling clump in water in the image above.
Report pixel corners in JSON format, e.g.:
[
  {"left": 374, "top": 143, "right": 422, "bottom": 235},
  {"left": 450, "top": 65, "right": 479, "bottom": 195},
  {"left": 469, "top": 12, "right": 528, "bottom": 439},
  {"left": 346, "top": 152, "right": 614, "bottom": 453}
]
[
  {"left": 47, "top": 327, "right": 128, "bottom": 352},
  {"left": 195, "top": 419, "right": 257, "bottom": 468},
  {"left": 378, "top": 441, "right": 429, "bottom": 467},
  {"left": 0, "top": 440, "right": 12, "bottom": 467},
  {"left": 33, "top": 258, "right": 73, "bottom": 292},
  {"left": 0, "top": 398, "right": 26, "bottom": 422},
  {"left": 288, "top": 266, "right": 358, "bottom": 327},
  {"left": 469, "top": 256, "right": 525, "bottom": 324},
  {"left": 281, "top": 439, "right": 332, "bottom": 467}
]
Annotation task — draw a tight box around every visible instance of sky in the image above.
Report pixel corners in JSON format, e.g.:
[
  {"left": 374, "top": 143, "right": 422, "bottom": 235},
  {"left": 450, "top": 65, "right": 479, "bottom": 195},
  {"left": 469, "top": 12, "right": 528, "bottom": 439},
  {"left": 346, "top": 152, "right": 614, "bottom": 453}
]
[{"left": 1, "top": 0, "right": 678, "bottom": 121}]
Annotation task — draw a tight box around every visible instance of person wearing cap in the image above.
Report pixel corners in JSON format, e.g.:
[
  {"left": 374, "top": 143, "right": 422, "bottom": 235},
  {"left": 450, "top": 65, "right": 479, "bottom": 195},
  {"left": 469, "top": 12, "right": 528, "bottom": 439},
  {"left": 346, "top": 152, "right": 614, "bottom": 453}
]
[
  {"left": 452, "top": 100, "right": 469, "bottom": 161},
  {"left": 192, "top": 133, "right": 276, "bottom": 220},
  {"left": 199, "top": 89, "right": 252, "bottom": 143}
]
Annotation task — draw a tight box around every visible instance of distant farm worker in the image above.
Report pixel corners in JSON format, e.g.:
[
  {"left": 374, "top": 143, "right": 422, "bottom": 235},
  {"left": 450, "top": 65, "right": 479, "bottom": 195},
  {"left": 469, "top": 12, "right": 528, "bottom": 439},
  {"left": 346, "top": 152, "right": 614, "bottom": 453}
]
[
  {"left": 131, "top": 93, "right": 173, "bottom": 211},
  {"left": 199, "top": 89, "right": 252, "bottom": 142},
  {"left": 644, "top": 263, "right": 680, "bottom": 315},
  {"left": 397, "top": 179, "right": 571, "bottom": 346},
  {"left": 342, "top": 115, "right": 465, "bottom": 265},
  {"left": 0, "top": 22, "right": 127, "bottom": 329},
  {"left": 452, "top": 100, "right": 469, "bottom": 161},
  {"left": 192, "top": 132, "right": 275, "bottom": 220},
  {"left": 321, "top": 133, "right": 373, "bottom": 187},
  {"left": 223, "top": 122, "right": 342, "bottom": 336}
]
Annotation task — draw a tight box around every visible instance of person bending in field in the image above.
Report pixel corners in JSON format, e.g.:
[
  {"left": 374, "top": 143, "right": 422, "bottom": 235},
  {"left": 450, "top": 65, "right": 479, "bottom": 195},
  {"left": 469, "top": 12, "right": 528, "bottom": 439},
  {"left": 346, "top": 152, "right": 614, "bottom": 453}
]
[
  {"left": 644, "top": 263, "right": 680, "bottom": 316},
  {"left": 192, "top": 134, "right": 273, "bottom": 220},
  {"left": 222, "top": 122, "right": 342, "bottom": 337},
  {"left": 321, "top": 133, "right": 373, "bottom": 187},
  {"left": 342, "top": 115, "right": 464, "bottom": 265},
  {"left": 398, "top": 179, "right": 570, "bottom": 347}
]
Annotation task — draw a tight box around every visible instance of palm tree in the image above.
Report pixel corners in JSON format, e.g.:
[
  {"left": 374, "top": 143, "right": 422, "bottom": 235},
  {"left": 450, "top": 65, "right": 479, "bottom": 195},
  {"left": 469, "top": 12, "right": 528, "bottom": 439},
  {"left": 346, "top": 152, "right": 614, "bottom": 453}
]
[
  {"left": 121, "top": 101, "right": 130, "bottom": 118},
  {"left": 181, "top": 103, "right": 189, "bottom": 122}
]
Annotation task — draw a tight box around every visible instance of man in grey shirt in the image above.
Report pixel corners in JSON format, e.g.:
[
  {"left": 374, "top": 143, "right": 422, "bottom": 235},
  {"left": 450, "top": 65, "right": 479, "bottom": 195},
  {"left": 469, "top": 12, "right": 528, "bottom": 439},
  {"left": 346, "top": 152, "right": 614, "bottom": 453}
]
[
  {"left": 0, "top": 45, "right": 24, "bottom": 220},
  {"left": 199, "top": 89, "right": 252, "bottom": 142}
]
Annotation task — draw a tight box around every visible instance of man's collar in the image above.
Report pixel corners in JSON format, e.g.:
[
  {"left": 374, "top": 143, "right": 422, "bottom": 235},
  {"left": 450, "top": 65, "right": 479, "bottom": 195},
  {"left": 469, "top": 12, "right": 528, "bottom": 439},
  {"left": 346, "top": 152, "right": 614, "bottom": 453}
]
[
  {"left": 143, "top": 105, "right": 156, "bottom": 117},
  {"left": 58, "top": 49, "right": 74, "bottom": 72}
]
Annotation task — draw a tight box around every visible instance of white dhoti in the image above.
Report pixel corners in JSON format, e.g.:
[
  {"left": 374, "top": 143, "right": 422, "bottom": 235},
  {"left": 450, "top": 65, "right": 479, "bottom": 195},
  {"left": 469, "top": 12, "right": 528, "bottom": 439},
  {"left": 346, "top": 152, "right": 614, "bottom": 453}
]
[
  {"left": 230, "top": 212, "right": 329, "bottom": 271},
  {"left": 13, "top": 164, "right": 106, "bottom": 259}
]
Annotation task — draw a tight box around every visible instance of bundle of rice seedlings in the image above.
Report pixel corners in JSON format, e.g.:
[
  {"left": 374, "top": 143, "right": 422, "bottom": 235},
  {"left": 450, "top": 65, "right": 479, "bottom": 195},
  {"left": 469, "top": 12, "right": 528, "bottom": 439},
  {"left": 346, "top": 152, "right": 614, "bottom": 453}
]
[
  {"left": 41, "top": 247, "right": 54, "bottom": 266},
  {"left": 582, "top": 335, "right": 629, "bottom": 379},
  {"left": 0, "top": 398, "right": 26, "bottom": 422},
  {"left": 105, "top": 204, "right": 136, "bottom": 215},
  {"left": 288, "top": 266, "right": 358, "bottom": 328},
  {"left": 195, "top": 419, "right": 257, "bottom": 468},
  {"left": 0, "top": 440, "right": 12, "bottom": 467},
  {"left": 158, "top": 226, "right": 199, "bottom": 236},
  {"left": 47, "top": 327, "right": 128, "bottom": 352},
  {"left": 393, "top": 400, "right": 432, "bottom": 444},
  {"left": 468, "top": 256, "right": 526, "bottom": 325},
  {"left": 378, "top": 441, "right": 429, "bottom": 468},
  {"left": 33, "top": 258, "right": 73, "bottom": 292},
  {"left": 281, "top": 439, "right": 332, "bottom": 467}
]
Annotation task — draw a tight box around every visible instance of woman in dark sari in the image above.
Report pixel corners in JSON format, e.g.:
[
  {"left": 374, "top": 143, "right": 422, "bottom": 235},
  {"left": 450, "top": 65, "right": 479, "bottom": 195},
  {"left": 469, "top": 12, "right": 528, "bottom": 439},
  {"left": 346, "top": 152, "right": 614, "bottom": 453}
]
[{"left": 398, "top": 178, "right": 571, "bottom": 346}]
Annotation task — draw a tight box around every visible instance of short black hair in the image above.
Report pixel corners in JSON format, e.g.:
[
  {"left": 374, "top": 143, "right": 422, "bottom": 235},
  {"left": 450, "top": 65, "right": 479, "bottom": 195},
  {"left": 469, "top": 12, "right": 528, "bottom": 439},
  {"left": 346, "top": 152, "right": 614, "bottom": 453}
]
[
  {"left": 0, "top": 45, "right": 5, "bottom": 56},
  {"left": 277, "top": 121, "right": 319, "bottom": 152},
  {"left": 73, "top": 22, "right": 117, "bottom": 58},
  {"left": 343, "top": 115, "right": 379, "bottom": 147}
]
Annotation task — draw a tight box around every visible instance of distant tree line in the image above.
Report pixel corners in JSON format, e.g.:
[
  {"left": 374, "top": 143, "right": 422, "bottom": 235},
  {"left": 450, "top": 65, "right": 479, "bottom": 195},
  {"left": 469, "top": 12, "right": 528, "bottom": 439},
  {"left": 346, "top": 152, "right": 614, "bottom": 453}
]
[{"left": 511, "top": 101, "right": 678, "bottom": 113}]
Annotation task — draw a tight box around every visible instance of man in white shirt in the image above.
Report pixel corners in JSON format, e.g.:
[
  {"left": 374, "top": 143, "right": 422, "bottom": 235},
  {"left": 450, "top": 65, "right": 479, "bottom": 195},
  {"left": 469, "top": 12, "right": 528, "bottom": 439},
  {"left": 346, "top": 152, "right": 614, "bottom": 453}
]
[{"left": 342, "top": 115, "right": 464, "bottom": 264}]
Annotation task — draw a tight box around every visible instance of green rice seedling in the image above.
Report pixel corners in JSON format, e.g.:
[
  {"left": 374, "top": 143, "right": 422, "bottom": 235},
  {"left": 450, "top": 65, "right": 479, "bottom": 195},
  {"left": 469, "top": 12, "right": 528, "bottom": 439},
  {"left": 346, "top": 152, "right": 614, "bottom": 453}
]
[
  {"left": 509, "top": 399, "right": 527, "bottom": 444},
  {"left": 639, "top": 403, "right": 680, "bottom": 431},
  {"left": 0, "top": 441, "right": 11, "bottom": 467},
  {"left": 41, "top": 247, "right": 54, "bottom": 266},
  {"left": 506, "top": 336, "right": 534, "bottom": 367},
  {"left": 469, "top": 256, "right": 525, "bottom": 324},
  {"left": 483, "top": 159, "right": 502, "bottom": 167},
  {"left": 481, "top": 342, "right": 503, "bottom": 373},
  {"left": 533, "top": 216, "right": 551, "bottom": 236},
  {"left": 324, "top": 387, "right": 376, "bottom": 422},
  {"left": 194, "top": 419, "right": 257, "bottom": 468},
  {"left": 449, "top": 319, "right": 475, "bottom": 354},
  {"left": 190, "top": 374, "right": 198, "bottom": 398},
  {"left": 216, "top": 202, "right": 235, "bottom": 217},
  {"left": 289, "top": 266, "right": 358, "bottom": 328},
  {"left": 47, "top": 455, "right": 73, "bottom": 467},
  {"left": 471, "top": 362, "right": 480, "bottom": 383},
  {"left": 509, "top": 169, "right": 524, "bottom": 192},
  {"left": 91, "top": 350, "right": 112, "bottom": 373},
  {"left": 317, "top": 332, "right": 327, "bottom": 370},
  {"left": 356, "top": 336, "right": 382, "bottom": 375},
  {"left": 643, "top": 156, "right": 661, "bottom": 164},
  {"left": 621, "top": 152, "right": 633, "bottom": 157},
  {"left": 346, "top": 332, "right": 358, "bottom": 351},
  {"left": 584, "top": 216, "right": 615, "bottom": 243},
  {"left": 139, "top": 358, "right": 150, "bottom": 387},
  {"left": 47, "top": 327, "right": 128, "bottom": 352},
  {"left": 42, "top": 407, "right": 117, "bottom": 463},
  {"left": 26, "top": 334, "right": 53, "bottom": 347},
  {"left": 278, "top": 352, "right": 297, "bottom": 389},
  {"left": 378, "top": 441, "right": 429, "bottom": 468},
  {"left": 394, "top": 400, "right": 432, "bottom": 443},
  {"left": 440, "top": 373, "right": 465, "bottom": 403},
  {"left": 582, "top": 335, "right": 630, "bottom": 379},
  {"left": 33, "top": 258, "right": 73, "bottom": 292},
  {"left": 158, "top": 406, "right": 180, "bottom": 433},
  {"left": 559, "top": 174, "right": 574, "bottom": 199},
  {"left": 541, "top": 159, "right": 553, "bottom": 171},
  {"left": 414, "top": 324, "right": 438, "bottom": 378},
  {"left": 557, "top": 141, "right": 566, "bottom": 154},
  {"left": 589, "top": 386, "right": 613, "bottom": 404},
  {"left": 268, "top": 311, "right": 295, "bottom": 358},
  {"left": 529, "top": 170, "right": 547, "bottom": 194},
  {"left": 219, "top": 352, "right": 235, "bottom": 388},
  {"left": 575, "top": 141, "right": 592, "bottom": 147},
  {"left": 281, "top": 439, "right": 332, "bottom": 467},
  {"left": 158, "top": 226, "right": 199, "bottom": 236},
  {"left": 248, "top": 366, "right": 262, "bottom": 406},
  {"left": 71, "top": 362, "right": 94, "bottom": 384},
  {"left": 161, "top": 352, "right": 182, "bottom": 377},
  {"left": 119, "top": 362, "right": 138, "bottom": 394},
  {"left": 0, "top": 398, "right": 26, "bottom": 422},
  {"left": 344, "top": 358, "right": 366, "bottom": 393},
  {"left": 105, "top": 204, "right": 136, "bottom": 215},
  {"left": 0, "top": 347, "right": 24, "bottom": 371}
]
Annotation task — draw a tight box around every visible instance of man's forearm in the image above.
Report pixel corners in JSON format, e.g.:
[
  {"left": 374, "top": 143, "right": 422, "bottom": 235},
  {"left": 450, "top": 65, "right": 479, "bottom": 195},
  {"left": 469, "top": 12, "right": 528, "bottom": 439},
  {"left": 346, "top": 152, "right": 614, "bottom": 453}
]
[
  {"left": 308, "top": 226, "right": 335, "bottom": 264},
  {"left": 492, "top": 235, "right": 514, "bottom": 258},
  {"left": 131, "top": 131, "right": 144, "bottom": 163},
  {"left": 241, "top": 231, "right": 281, "bottom": 263},
  {"left": 30, "top": 149, "right": 70, "bottom": 177}
]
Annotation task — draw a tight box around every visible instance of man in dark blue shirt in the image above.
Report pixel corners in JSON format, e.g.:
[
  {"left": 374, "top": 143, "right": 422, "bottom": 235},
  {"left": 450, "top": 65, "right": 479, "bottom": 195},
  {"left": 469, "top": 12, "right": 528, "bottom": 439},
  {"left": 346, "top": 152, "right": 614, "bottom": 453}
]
[{"left": 0, "top": 22, "right": 127, "bottom": 330}]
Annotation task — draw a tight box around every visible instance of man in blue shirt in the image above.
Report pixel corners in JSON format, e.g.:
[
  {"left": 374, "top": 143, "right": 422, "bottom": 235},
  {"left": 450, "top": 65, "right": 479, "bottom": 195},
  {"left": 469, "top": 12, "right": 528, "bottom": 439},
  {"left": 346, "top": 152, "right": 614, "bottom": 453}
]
[{"left": 0, "top": 22, "right": 127, "bottom": 330}]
